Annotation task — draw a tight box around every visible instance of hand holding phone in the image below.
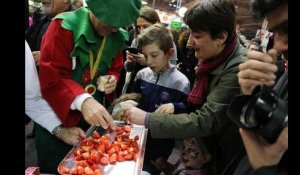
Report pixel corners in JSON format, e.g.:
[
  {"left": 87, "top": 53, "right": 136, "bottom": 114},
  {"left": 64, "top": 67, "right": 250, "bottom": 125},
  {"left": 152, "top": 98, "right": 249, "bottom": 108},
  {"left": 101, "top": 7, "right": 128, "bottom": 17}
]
[{"left": 126, "top": 47, "right": 139, "bottom": 54}]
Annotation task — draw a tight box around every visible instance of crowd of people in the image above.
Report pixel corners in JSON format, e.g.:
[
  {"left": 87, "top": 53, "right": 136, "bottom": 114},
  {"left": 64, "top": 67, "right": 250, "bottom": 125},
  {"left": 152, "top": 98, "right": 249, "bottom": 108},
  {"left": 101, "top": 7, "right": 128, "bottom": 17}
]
[{"left": 25, "top": 0, "right": 288, "bottom": 174}]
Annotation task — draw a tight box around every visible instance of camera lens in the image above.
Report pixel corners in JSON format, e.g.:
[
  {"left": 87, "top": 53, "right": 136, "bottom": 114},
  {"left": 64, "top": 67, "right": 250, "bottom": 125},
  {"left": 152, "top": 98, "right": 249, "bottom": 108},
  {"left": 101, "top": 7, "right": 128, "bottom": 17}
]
[
  {"left": 228, "top": 86, "right": 288, "bottom": 143},
  {"left": 240, "top": 86, "right": 288, "bottom": 143},
  {"left": 241, "top": 99, "right": 258, "bottom": 128}
]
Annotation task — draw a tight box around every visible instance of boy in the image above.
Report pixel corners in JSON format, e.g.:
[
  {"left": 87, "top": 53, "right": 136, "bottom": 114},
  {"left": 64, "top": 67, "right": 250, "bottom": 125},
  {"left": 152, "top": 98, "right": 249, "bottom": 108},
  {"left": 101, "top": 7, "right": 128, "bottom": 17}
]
[{"left": 131, "top": 24, "right": 190, "bottom": 174}]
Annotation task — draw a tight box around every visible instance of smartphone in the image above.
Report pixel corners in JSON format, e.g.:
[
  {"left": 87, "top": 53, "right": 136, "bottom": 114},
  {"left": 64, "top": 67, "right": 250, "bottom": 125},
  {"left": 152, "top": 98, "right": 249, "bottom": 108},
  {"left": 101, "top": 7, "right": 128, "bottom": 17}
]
[{"left": 126, "top": 47, "right": 139, "bottom": 54}]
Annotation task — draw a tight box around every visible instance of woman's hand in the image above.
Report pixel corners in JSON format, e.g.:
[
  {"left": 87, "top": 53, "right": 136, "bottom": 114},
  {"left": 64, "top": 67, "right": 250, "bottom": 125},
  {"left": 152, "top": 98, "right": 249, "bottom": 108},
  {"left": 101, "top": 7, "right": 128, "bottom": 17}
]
[
  {"left": 126, "top": 51, "right": 147, "bottom": 65},
  {"left": 124, "top": 107, "right": 146, "bottom": 125}
]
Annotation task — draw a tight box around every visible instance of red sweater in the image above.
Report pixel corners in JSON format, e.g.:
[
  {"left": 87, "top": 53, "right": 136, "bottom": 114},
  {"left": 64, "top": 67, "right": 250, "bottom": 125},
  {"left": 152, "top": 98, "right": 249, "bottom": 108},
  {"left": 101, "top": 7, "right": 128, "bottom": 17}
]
[{"left": 39, "top": 20, "right": 123, "bottom": 127}]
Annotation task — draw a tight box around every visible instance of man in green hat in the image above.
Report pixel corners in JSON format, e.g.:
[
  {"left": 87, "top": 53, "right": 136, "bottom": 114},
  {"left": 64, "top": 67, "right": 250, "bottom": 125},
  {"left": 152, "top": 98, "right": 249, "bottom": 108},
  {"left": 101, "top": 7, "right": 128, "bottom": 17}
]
[{"left": 37, "top": 0, "right": 141, "bottom": 173}]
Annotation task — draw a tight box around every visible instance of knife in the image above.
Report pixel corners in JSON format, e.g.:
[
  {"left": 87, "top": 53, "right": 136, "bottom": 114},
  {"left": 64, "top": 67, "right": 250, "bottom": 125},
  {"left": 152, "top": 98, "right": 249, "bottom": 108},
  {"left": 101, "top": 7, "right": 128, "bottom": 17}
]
[
  {"left": 109, "top": 128, "right": 117, "bottom": 143},
  {"left": 108, "top": 120, "right": 129, "bottom": 143}
]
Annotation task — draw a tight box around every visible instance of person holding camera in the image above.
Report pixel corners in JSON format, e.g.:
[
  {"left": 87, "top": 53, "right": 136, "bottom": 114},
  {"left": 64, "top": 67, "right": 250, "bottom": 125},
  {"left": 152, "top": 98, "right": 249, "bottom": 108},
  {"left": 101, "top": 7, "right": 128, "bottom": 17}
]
[{"left": 234, "top": 0, "right": 288, "bottom": 174}]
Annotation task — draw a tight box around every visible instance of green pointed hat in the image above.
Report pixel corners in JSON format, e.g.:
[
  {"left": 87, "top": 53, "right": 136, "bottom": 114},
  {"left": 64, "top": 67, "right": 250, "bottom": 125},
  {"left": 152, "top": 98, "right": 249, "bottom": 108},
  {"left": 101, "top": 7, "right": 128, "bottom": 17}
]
[{"left": 86, "top": 0, "right": 141, "bottom": 27}]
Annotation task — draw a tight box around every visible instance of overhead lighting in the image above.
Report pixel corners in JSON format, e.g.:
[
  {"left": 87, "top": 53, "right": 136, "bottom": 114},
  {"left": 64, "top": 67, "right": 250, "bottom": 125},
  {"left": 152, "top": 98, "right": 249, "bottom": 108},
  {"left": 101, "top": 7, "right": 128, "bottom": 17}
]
[
  {"left": 142, "top": 0, "right": 148, "bottom": 5},
  {"left": 178, "top": 7, "right": 187, "bottom": 17}
]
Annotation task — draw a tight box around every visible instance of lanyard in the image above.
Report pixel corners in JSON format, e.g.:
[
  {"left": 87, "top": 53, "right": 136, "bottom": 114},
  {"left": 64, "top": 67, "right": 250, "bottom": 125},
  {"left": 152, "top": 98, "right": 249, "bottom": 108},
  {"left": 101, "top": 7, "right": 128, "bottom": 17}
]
[{"left": 89, "top": 36, "right": 107, "bottom": 80}]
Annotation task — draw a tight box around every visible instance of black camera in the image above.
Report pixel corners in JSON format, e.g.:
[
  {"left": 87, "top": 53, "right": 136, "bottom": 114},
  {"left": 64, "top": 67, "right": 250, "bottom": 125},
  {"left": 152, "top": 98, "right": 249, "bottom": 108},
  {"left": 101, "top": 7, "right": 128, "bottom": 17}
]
[{"left": 227, "top": 86, "right": 288, "bottom": 143}]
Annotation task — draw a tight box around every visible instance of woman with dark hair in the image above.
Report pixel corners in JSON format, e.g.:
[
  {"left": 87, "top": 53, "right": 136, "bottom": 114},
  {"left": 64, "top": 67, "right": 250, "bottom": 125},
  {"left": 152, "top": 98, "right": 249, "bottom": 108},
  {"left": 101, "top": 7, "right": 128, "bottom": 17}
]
[
  {"left": 120, "top": 6, "right": 178, "bottom": 96},
  {"left": 124, "top": 0, "right": 247, "bottom": 174},
  {"left": 177, "top": 29, "right": 198, "bottom": 87}
]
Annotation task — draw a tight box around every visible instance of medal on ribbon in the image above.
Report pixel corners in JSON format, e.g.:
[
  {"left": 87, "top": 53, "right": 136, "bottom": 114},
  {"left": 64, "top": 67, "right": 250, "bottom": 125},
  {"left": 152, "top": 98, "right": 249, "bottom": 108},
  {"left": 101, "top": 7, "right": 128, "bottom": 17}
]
[
  {"left": 83, "top": 37, "right": 107, "bottom": 95},
  {"left": 85, "top": 84, "right": 97, "bottom": 95}
]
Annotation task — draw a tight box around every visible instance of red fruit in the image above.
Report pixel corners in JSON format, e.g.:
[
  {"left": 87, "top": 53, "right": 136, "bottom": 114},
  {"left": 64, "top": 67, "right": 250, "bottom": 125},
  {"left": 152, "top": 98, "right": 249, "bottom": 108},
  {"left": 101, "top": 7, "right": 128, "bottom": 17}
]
[
  {"left": 121, "top": 144, "right": 128, "bottom": 150},
  {"left": 128, "top": 147, "right": 134, "bottom": 153},
  {"left": 107, "top": 147, "right": 116, "bottom": 156},
  {"left": 134, "top": 135, "right": 139, "bottom": 141},
  {"left": 90, "top": 152, "right": 101, "bottom": 164},
  {"left": 90, "top": 164, "right": 99, "bottom": 171},
  {"left": 58, "top": 165, "right": 69, "bottom": 174},
  {"left": 76, "top": 165, "right": 85, "bottom": 174},
  {"left": 81, "top": 145, "right": 93, "bottom": 152},
  {"left": 124, "top": 152, "right": 134, "bottom": 160},
  {"left": 75, "top": 160, "right": 88, "bottom": 167},
  {"left": 96, "top": 144, "right": 106, "bottom": 153},
  {"left": 73, "top": 148, "right": 82, "bottom": 156},
  {"left": 93, "top": 131, "right": 101, "bottom": 139},
  {"left": 124, "top": 125, "right": 131, "bottom": 133},
  {"left": 70, "top": 167, "right": 77, "bottom": 174},
  {"left": 109, "top": 153, "right": 117, "bottom": 164},
  {"left": 84, "top": 166, "right": 94, "bottom": 175},
  {"left": 117, "top": 154, "right": 125, "bottom": 162},
  {"left": 100, "top": 156, "right": 109, "bottom": 165},
  {"left": 105, "top": 142, "right": 112, "bottom": 151},
  {"left": 75, "top": 155, "right": 83, "bottom": 161},
  {"left": 95, "top": 169, "right": 103, "bottom": 175},
  {"left": 113, "top": 145, "right": 120, "bottom": 153},
  {"left": 81, "top": 152, "right": 90, "bottom": 160}
]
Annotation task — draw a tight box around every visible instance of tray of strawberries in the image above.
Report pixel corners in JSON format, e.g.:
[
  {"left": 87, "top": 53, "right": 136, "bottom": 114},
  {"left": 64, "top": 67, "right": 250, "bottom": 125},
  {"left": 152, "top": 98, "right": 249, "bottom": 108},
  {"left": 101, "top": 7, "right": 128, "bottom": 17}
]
[{"left": 57, "top": 124, "right": 147, "bottom": 175}]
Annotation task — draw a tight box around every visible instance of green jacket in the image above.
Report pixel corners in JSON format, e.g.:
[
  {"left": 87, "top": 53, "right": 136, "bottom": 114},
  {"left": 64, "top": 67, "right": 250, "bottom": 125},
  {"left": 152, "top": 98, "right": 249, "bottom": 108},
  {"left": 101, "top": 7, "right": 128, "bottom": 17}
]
[
  {"left": 148, "top": 41, "right": 246, "bottom": 138},
  {"left": 147, "top": 41, "right": 247, "bottom": 174}
]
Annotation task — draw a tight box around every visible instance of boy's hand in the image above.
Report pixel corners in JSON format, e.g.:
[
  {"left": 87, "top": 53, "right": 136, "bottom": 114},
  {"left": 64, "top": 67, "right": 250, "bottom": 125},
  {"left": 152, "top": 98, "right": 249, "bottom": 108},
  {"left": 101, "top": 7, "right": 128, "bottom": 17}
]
[{"left": 154, "top": 103, "right": 174, "bottom": 114}]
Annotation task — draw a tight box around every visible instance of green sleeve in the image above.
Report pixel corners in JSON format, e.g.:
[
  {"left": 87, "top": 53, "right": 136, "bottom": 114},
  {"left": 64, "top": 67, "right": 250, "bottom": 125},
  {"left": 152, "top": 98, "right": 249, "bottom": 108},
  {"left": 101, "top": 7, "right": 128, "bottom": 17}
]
[{"left": 149, "top": 55, "right": 244, "bottom": 139}]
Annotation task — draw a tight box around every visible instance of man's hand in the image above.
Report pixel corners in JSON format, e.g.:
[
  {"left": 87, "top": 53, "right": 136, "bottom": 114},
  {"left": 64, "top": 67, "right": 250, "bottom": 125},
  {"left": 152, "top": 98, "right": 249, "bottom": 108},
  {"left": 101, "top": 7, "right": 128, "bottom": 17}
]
[
  {"left": 81, "top": 98, "right": 116, "bottom": 129},
  {"left": 154, "top": 103, "right": 174, "bottom": 114},
  {"left": 104, "top": 75, "right": 117, "bottom": 94},
  {"left": 238, "top": 50, "right": 278, "bottom": 95},
  {"left": 240, "top": 127, "right": 288, "bottom": 169},
  {"left": 124, "top": 107, "right": 146, "bottom": 125},
  {"left": 57, "top": 127, "right": 86, "bottom": 146},
  {"left": 32, "top": 51, "right": 40, "bottom": 65}
]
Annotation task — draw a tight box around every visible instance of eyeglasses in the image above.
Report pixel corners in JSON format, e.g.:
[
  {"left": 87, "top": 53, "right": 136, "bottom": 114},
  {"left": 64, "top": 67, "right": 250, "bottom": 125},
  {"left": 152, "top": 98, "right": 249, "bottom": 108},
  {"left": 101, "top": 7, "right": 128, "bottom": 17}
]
[{"left": 269, "top": 20, "right": 288, "bottom": 35}]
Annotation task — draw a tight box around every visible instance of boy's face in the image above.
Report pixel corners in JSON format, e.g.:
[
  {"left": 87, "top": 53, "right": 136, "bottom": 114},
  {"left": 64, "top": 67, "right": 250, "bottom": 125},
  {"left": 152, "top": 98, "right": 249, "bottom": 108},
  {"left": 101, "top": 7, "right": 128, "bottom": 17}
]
[{"left": 142, "top": 43, "right": 171, "bottom": 73}]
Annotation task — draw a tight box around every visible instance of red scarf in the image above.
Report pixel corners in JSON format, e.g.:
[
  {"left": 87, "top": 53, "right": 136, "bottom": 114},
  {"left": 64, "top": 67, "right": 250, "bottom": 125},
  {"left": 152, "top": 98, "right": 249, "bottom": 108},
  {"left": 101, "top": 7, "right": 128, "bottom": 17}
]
[{"left": 187, "top": 37, "right": 237, "bottom": 106}]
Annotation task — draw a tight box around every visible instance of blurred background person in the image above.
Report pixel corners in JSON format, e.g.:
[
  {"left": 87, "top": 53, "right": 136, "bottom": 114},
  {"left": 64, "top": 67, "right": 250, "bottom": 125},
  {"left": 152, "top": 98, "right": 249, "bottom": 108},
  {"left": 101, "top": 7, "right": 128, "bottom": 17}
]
[
  {"left": 246, "top": 37, "right": 263, "bottom": 52},
  {"left": 72, "top": 0, "right": 83, "bottom": 9},
  {"left": 25, "top": 0, "right": 75, "bottom": 65}
]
